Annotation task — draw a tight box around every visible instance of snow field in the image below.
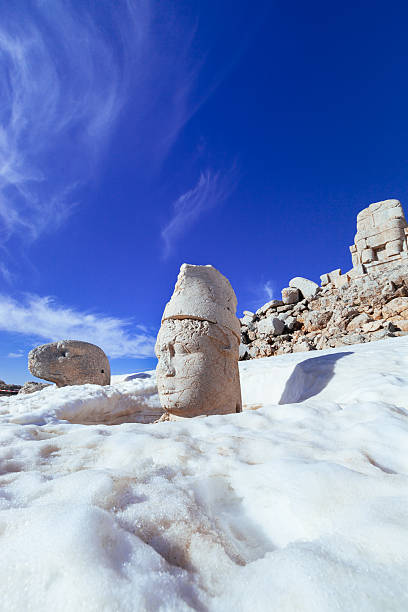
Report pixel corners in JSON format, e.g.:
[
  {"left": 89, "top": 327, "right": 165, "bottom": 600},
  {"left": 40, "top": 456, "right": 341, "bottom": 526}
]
[{"left": 1, "top": 337, "right": 408, "bottom": 610}]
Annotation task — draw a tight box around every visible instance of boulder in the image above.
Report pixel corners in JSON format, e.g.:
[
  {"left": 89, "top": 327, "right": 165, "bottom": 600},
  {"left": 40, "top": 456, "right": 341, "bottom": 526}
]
[
  {"left": 292, "top": 340, "right": 313, "bottom": 353},
  {"left": 256, "top": 300, "right": 283, "bottom": 317},
  {"left": 393, "top": 320, "right": 408, "bottom": 332},
  {"left": 303, "top": 311, "right": 332, "bottom": 333},
  {"left": 289, "top": 277, "right": 319, "bottom": 299},
  {"left": 281, "top": 287, "right": 300, "bottom": 305},
  {"left": 346, "top": 313, "right": 371, "bottom": 332},
  {"left": 257, "top": 316, "right": 285, "bottom": 337},
  {"left": 239, "top": 343, "right": 250, "bottom": 360},
  {"left": 362, "top": 320, "right": 384, "bottom": 333},
  {"left": 240, "top": 313, "right": 255, "bottom": 326},
  {"left": 18, "top": 381, "right": 51, "bottom": 394},
  {"left": 382, "top": 297, "right": 408, "bottom": 318},
  {"left": 285, "top": 316, "right": 297, "bottom": 331}
]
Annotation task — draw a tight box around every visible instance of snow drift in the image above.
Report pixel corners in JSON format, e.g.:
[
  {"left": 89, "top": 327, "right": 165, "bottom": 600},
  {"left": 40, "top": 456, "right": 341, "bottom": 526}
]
[{"left": 1, "top": 337, "right": 408, "bottom": 611}]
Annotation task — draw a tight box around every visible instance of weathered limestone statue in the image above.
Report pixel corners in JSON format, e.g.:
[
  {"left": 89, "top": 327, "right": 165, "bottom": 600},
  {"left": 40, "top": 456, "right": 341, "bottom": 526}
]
[
  {"left": 155, "top": 264, "right": 242, "bottom": 418},
  {"left": 28, "top": 340, "right": 111, "bottom": 387}
]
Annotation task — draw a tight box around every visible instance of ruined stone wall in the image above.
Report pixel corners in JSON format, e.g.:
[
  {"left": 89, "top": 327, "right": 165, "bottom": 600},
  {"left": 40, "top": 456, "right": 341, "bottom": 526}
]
[
  {"left": 320, "top": 199, "right": 408, "bottom": 289},
  {"left": 240, "top": 262, "right": 408, "bottom": 359},
  {"left": 240, "top": 199, "right": 408, "bottom": 360}
]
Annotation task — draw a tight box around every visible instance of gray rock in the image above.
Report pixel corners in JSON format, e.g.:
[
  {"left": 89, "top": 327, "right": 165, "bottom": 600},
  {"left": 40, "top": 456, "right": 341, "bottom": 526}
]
[
  {"left": 257, "top": 316, "right": 285, "bottom": 337},
  {"left": 285, "top": 316, "right": 297, "bottom": 331},
  {"left": 292, "top": 340, "right": 313, "bottom": 353},
  {"left": 240, "top": 313, "right": 255, "bottom": 326},
  {"left": 18, "top": 381, "right": 51, "bottom": 394},
  {"left": 239, "top": 343, "right": 249, "bottom": 360},
  {"left": 346, "top": 313, "right": 371, "bottom": 332},
  {"left": 340, "top": 334, "right": 366, "bottom": 345},
  {"left": 289, "top": 277, "right": 319, "bottom": 299},
  {"left": 281, "top": 287, "right": 300, "bottom": 305},
  {"left": 256, "top": 300, "right": 283, "bottom": 317},
  {"left": 248, "top": 345, "right": 259, "bottom": 358}
]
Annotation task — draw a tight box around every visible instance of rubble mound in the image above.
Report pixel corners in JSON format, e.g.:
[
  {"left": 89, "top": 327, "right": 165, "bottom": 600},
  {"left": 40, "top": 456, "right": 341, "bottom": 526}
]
[{"left": 241, "top": 199, "right": 408, "bottom": 359}]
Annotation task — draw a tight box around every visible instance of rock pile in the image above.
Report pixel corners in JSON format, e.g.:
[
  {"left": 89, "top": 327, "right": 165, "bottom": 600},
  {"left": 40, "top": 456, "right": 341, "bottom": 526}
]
[
  {"left": 240, "top": 264, "right": 408, "bottom": 359},
  {"left": 18, "top": 381, "right": 51, "bottom": 394},
  {"left": 241, "top": 199, "right": 408, "bottom": 360}
]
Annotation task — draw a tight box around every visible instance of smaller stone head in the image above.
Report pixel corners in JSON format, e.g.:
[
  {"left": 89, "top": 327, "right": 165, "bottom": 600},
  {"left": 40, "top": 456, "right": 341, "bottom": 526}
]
[{"left": 28, "top": 340, "right": 111, "bottom": 387}]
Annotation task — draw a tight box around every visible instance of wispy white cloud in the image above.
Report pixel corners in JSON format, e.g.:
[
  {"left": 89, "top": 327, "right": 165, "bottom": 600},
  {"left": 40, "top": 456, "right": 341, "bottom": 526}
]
[
  {"left": 0, "top": 1, "right": 214, "bottom": 249},
  {"left": 0, "top": 294, "right": 155, "bottom": 359},
  {"left": 0, "top": 2, "right": 131, "bottom": 243},
  {"left": 0, "top": 261, "right": 14, "bottom": 284},
  {"left": 243, "top": 279, "right": 278, "bottom": 312},
  {"left": 161, "top": 168, "right": 237, "bottom": 258},
  {"left": 7, "top": 351, "right": 24, "bottom": 359},
  {"left": 263, "top": 281, "right": 275, "bottom": 301}
]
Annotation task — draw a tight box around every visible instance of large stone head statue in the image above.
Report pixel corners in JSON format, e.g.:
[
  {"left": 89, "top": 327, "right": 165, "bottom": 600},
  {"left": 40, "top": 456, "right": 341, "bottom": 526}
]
[
  {"left": 155, "top": 264, "right": 242, "bottom": 417},
  {"left": 28, "top": 340, "right": 111, "bottom": 387}
]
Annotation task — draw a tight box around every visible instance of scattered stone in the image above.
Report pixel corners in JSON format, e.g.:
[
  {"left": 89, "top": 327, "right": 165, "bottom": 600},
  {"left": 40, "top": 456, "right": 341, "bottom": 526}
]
[
  {"left": 382, "top": 297, "right": 408, "bottom": 318},
  {"left": 239, "top": 344, "right": 250, "bottom": 360},
  {"left": 362, "top": 320, "right": 384, "bottom": 333},
  {"left": 255, "top": 300, "right": 283, "bottom": 317},
  {"left": 240, "top": 313, "right": 254, "bottom": 326},
  {"left": 289, "top": 277, "right": 319, "bottom": 299},
  {"left": 257, "top": 316, "right": 285, "bottom": 337},
  {"left": 285, "top": 316, "right": 297, "bottom": 331},
  {"left": 346, "top": 313, "right": 371, "bottom": 332},
  {"left": 18, "top": 381, "right": 51, "bottom": 394},
  {"left": 393, "top": 320, "right": 408, "bottom": 332},
  {"left": 281, "top": 287, "right": 300, "bottom": 305},
  {"left": 292, "top": 340, "right": 313, "bottom": 353},
  {"left": 240, "top": 199, "right": 408, "bottom": 359}
]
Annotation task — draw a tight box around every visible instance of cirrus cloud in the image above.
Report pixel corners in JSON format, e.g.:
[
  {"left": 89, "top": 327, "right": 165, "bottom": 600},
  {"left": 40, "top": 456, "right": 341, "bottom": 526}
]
[
  {"left": 0, "top": 294, "right": 155, "bottom": 359},
  {"left": 161, "top": 167, "right": 238, "bottom": 258}
]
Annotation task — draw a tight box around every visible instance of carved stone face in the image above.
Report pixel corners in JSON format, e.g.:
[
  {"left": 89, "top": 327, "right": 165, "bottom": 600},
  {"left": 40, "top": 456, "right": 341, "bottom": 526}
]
[
  {"left": 28, "top": 340, "right": 111, "bottom": 387},
  {"left": 155, "top": 319, "right": 241, "bottom": 417}
]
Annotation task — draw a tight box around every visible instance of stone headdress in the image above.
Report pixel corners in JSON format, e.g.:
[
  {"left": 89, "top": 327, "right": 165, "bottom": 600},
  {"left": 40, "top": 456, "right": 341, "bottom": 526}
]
[{"left": 162, "top": 264, "right": 241, "bottom": 340}]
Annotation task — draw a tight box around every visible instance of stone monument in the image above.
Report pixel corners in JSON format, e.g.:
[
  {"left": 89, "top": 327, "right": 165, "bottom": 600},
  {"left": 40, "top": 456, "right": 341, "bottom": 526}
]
[
  {"left": 321, "top": 199, "right": 408, "bottom": 288},
  {"left": 350, "top": 199, "right": 408, "bottom": 269},
  {"left": 28, "top": 340, "right": 111, "bottom": 387},
  {"left": 155, "top": 264, "right": 242, "bottom": 417}
]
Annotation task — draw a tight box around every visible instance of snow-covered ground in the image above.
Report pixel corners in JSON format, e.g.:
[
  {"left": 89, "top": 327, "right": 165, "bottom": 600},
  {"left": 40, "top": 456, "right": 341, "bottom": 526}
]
[{"left": 1, "top": 337, "right": 408, "bottom": 611}]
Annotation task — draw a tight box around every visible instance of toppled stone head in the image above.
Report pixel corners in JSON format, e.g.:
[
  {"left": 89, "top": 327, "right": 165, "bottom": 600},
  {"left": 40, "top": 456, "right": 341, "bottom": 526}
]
[
  {"left": 155, "top": 264, "right": 242, "bottom": 417},
  {"left": 28, "top": 340, "right": 111, "bottom": 387}
]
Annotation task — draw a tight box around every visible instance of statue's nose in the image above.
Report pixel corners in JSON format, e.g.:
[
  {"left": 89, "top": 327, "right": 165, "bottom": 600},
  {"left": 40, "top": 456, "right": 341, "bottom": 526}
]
[{"left": 160, "top": 355, "right": 175, "bottom": 377}]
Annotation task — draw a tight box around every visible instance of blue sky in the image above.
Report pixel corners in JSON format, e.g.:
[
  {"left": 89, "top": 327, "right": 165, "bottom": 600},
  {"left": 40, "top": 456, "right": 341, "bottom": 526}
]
[{"left": 1, "top": 0, "right": 408, "bottom": 383}]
